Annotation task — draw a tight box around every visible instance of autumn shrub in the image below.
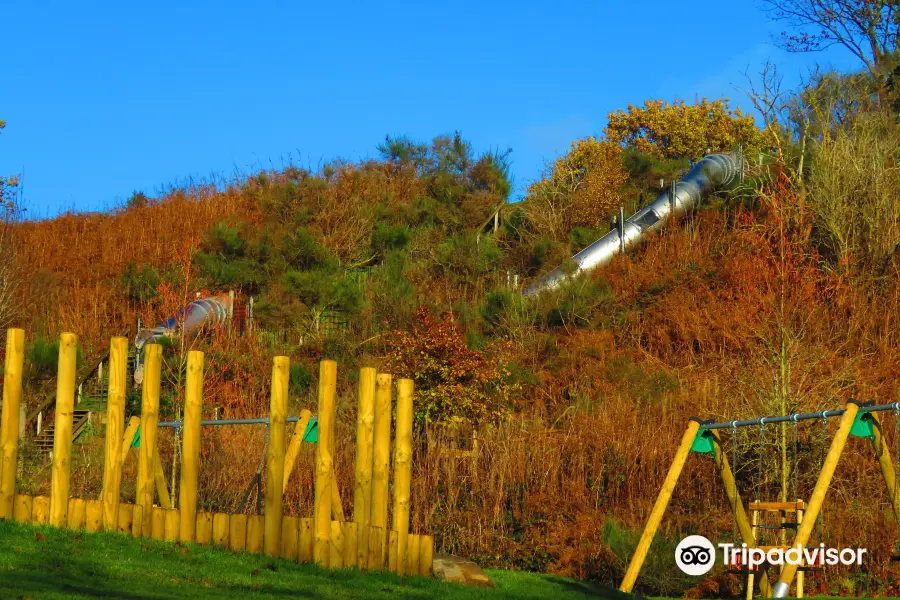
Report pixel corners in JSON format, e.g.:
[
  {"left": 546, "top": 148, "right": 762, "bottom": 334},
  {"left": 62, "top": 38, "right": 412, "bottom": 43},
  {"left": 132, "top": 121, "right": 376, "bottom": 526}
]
[
  {"left": 804, "top": 105, "right": 900, "bottom": 272},
  {"left": 605, "top": 97, "right": 763, "bottom": 160},
  {"left": 523, "top": 138, "right": 628, "bottom": 241},
  {"left": 604, "top": 355, "right": 679, "bottom": 406},
  {"left": 385, "top": 306, "right": 518, "bottom": 425}
]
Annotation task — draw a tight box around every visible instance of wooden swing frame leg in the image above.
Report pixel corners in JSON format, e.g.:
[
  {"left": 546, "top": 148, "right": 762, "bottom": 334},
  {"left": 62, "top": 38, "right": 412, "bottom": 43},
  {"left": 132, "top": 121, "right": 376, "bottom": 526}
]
[
  {"left": 619, "top": 418, "right": 702, "bottom": 593},
  {"left": 710, "top": 431, "right": 772, "bottom": 598},
  {"left": 772, "top": 400, "right": 860, "bottom": 598},
  {"left": 868, "top": 413, "right": 900, "bottom": 527}
]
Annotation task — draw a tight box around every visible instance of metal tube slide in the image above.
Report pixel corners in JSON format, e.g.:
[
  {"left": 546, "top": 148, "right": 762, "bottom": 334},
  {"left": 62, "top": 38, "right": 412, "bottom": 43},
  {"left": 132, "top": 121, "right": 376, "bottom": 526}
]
[
  {"left": 523, "top": 153, "right": 741, "bottom": 296},
  {"left": 133, "top": 293, "right": 233, "bottom": 385}
]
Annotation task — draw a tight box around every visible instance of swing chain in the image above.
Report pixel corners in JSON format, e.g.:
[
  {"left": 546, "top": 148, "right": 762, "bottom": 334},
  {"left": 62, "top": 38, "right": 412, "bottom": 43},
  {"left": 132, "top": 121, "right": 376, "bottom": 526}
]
[
  {"left": 731, "top": 421, "right": 738, "bottom": 477},
  {"left": 791, "top": 415, "right": 800, "bottom": 501},
  {"left": 732, "top": 421, "right": 739, "bottom": 543},
  {"left": 758, "top": 419, "right": 767, "bottom": 498},
  {"left": 886, "top": 402, "right": 900, "bottom": 557}
]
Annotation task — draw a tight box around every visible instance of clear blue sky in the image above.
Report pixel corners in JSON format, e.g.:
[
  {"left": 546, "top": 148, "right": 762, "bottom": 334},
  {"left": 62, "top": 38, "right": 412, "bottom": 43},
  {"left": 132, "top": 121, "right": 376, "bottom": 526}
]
[{"left": 1, "top": 1, "right": 859, "bottom": 217}]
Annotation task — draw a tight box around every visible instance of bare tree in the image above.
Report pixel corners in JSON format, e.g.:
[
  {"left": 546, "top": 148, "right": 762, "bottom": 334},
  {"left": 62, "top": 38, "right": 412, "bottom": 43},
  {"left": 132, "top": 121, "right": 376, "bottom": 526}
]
[{"left": 760, "top": 0, "right": 899, "bottom": 76}]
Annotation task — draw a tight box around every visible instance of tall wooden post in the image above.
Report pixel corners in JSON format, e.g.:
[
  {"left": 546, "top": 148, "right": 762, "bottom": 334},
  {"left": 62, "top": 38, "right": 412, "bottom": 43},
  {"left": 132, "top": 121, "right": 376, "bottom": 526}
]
[
  {"left": 0, "top": 328, "right": 25, "bottom": 519},
  {"left": 137, "top": 344, "right": 161, "bottom": 533},
  {"left": 772, "top": 400, "right": 860, "bottom": 598},
  {"left": 50, "top": 333, "right": 78, "bottom": 526},
  {"left": 264, "top": 356, "right": 289, "bottom": 557},
  {"left": 179, "top": 350, "right": 204, "bottom": 542},
  {"left": 619, "top": 418, "right": 701, "bottom": 593},
  {"left": 314, "top": 360, "right": 337, "bottom": 566},
  {"left": 354, "top": 367, "right": 376, "bottom": 567},
  {"left": 393, "top": 378, "right": 414, "bottom": 575},
  {"left": 370, "top": 373, "right": 392, "bottom": 532},
  {"left": 101, "top": 337, "right": 128, "bottom": 530}
]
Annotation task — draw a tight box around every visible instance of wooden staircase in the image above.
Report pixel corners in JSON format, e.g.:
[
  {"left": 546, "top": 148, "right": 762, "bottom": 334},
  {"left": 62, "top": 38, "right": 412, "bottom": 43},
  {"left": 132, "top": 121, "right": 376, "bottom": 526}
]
[{"left": 33, "top": 409, "right": 93, "bottom": 454}]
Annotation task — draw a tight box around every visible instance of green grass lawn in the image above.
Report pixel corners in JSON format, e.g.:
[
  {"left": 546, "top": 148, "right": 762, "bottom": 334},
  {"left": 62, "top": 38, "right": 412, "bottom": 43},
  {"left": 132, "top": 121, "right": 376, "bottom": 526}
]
[{"left": 0, "top": 519, "right": 629, "bottom": 599}]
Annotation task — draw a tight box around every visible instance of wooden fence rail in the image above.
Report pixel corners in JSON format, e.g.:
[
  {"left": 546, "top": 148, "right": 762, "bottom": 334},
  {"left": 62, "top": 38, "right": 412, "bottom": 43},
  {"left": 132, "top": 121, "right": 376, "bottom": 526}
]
[{"left": 0, "top": 329, "right": 433, "bottom": 576}]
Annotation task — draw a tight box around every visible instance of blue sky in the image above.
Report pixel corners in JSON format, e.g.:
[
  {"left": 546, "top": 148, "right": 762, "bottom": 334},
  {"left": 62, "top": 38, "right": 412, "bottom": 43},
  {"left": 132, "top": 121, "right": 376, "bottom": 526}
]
[{"left": 1, "top": 1, "right": 859, "bottom": 217}]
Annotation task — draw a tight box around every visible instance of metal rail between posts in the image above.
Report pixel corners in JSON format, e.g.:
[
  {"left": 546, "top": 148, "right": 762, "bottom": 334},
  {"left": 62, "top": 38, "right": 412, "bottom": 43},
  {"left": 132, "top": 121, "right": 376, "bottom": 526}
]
[
  {"left": 158, "top": 416, "right": 310, "bottom": 428},
  {"left": 700, "top": 401, "right": 900, "bottom": 431}
]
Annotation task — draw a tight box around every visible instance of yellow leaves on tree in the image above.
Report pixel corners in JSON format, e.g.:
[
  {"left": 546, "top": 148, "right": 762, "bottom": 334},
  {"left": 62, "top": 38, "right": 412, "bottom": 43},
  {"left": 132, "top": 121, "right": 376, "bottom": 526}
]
[
  {"left": 604, "top": 98, "right": 763, "bottom": 160},
  {"left": 524, "top": 138, "right": 628, "bottom": 239}
]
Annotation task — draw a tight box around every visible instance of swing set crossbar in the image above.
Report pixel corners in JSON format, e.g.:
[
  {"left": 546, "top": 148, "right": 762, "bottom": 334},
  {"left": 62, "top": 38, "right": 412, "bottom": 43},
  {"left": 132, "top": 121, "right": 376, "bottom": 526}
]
[
  {"left": 158, "top": 415, "right": 312, "bottom": 428},
  {"left": 699, "top": 401, "right": 900, "bottom": 431}
]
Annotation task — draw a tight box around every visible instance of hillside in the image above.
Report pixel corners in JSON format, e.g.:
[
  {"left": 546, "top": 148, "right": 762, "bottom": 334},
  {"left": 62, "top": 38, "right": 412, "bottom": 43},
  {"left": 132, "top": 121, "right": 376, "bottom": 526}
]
[{"left": 3, "top": 77, "right": 900, "bottom": 596}]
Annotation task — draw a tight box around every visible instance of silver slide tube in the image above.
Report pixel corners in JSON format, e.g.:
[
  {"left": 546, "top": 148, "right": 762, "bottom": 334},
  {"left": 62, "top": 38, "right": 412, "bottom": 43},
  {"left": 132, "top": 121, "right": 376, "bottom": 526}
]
[{"left": 523, "top": 153, "right": 741, "bottom": 295}]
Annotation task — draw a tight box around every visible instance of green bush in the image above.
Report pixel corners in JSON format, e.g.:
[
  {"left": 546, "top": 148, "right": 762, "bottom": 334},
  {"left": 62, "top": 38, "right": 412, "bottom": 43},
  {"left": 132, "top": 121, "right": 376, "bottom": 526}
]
[
  {"left": 372, "top": 222, "right": 411, "bottom": 256},
  {"left": 537, "top": 276, "right": 614, "bottom": 329},
  {"left": 194, "top": 222, "right": 269, "bottom": 292},
  {"left": 26, "top": 336, "right": 85, "bottom": 379},
  {"left": 279, "top": 225, "right": 334, "bottom": 271},
  {"left": 289, "top": 363, "right": 313, "bottom": 396},
  {"left": 605, "top": 355, "right": 679, "bottom": 405},
  {"left": 434, "top": 234, "right": 501, "bottom": 284},
  {"left": 126, "top": 191, "right": 150, "bottom": 209},
  {"left": 479, "top": 290, "right": 518, "bottom": 328},
  {"left": 366, "top": 251, "right": 417, "bottom": 331},
  {"left": 120, "top": 262, "right": 160, "bottom": 305},
  {"left": 529, "top": 237, "right": 565, "bottom": 271},
  {"left": 281, "top": 268, "right": 365, "bottom": 328},
  {"left": 568, "top": 226, "right": 603, "bottom": 250},
  {"left": 602, "top": 518, "right": 694, "bottom": 596}
]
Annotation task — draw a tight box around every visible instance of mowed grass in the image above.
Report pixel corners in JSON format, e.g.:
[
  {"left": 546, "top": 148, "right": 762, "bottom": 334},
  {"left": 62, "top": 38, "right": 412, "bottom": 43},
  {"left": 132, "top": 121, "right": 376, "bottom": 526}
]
[{"left": 0, "top": 519, "right": 627, "bottom": 599}]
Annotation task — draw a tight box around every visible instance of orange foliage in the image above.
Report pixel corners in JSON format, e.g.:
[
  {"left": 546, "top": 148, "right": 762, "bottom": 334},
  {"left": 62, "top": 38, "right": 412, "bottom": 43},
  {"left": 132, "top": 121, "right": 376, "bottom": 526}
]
[{"left": 12, "top": 187, "right": 257, "bottom": 347}]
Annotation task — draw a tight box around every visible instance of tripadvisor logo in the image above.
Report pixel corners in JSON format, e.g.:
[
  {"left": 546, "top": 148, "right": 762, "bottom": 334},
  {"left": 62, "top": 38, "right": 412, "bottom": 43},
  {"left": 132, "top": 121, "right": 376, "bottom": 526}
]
[
  {"left": 675, "top": 535, "right": 868, "bottom": 575},
  {"left": 675, "top": 535, "right": 715, "bottom": 576}
]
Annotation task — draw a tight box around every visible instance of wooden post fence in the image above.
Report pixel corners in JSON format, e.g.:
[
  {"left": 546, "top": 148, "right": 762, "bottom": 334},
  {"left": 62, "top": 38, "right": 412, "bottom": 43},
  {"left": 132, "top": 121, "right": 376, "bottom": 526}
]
[
  {"left": 264, "top": 356, "right": 289, "bottom": 557},
  {"left": 101, "top": 337, "right": 128, "bottom": 530},
  {"left": 1, "top": 328, "right": 25, "bottom": 519},
  {"left": 354, "top": 367, "right": 376, "bottom": 568},
  {"left": 0, "top": 346, "right": 437, "bottom": 577},
  {"left": 137, "top": 344, "right": 162, "bottom": 534},
  {"left": 179, "top": 350, "right": 204, "bottom": 542},
  {"left": 370, "top": 373, "right": 392, "bottom": 533},
  {"left": 393, "top": 378, "right": 414, "bottom": 575},
  {"left": 50, "top": 332, "right": 78, "bottom": 526},
  {"left": 314, "top": 360, "right": 337, "bottom": 566}
]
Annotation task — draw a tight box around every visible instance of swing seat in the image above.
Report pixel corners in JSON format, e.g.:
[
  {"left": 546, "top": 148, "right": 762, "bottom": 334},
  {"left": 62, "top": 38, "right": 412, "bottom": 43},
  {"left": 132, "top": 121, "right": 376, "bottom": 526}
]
[{"left": 891, "top": 555, "right": 900, "bottom": 562}]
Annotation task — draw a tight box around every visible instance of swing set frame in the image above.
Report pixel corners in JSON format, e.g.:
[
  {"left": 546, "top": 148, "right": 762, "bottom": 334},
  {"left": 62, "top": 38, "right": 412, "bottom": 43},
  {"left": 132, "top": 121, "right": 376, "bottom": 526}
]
[{"left": 619, "top": 399, "right": 900, "bottom": 598}]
